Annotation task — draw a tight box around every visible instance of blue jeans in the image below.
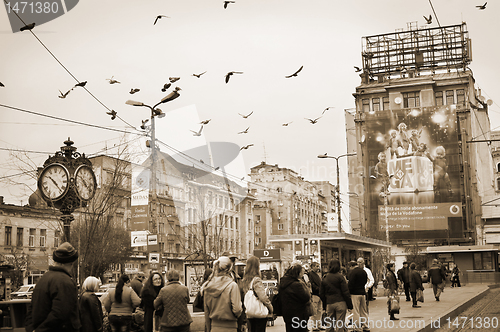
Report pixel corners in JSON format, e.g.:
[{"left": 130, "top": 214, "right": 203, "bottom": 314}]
[{"left": 108, "top": 315, "right": 133, "bottom": 332}]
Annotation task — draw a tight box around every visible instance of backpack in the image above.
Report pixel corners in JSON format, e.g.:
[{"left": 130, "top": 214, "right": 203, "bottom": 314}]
[{"left": 383, "top": 278, "right": 389, "bottom": 289}]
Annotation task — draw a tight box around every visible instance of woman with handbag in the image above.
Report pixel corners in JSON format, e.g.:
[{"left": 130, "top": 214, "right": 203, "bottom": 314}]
[
  {"left": 141, "top": 271, "right": 165, "bottom": 332},
  {"left": 103, "top": 274, "right": 142, "bottom": 332},
  {"left": 279, "top": 262, "right": 311, "bottom": 332},
  {"left": 385, "top": 263, "right": 399, "bottom": 321},
  {"left": 240, "top": 256, "right": 273, "bottom": 332},
  {"left": 409, "top": 262, "right": 423, "bottom": 308}
]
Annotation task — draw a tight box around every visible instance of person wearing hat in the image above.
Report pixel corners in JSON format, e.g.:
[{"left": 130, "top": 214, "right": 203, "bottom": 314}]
[
  {"left": 30, "top": 242, "right": 82, "bottom": 332},
  {"left": 348, "top": 258, "right": 369, "bottom": 332},
  {"left": 397, "top": 262, "right": 411, "bottom": 302},
  {"left": 428, "top": 259, "right": 446, "bottom": 301},
  {"left": 131, "top": 272, "right": 145, "bottom": 297}
]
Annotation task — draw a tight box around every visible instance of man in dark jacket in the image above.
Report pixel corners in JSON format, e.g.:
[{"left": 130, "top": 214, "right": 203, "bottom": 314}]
[
  {"left": 348, "top": 258, "right": 369, "bottom": 332},
  {"left": 397, "top": 262, "right": 411, "bottom": 301},
  {"left": 428, "top": 259, "right": 446, "bottom": 301},
  {"left": 131, "top": 272, "right": 145, "bottom": 297},
  {"left": 308, "top": 262, "right": 323, "bottom": 331},
  {"left": 31, "top": 242, "right": 81, "bottom": 332}
]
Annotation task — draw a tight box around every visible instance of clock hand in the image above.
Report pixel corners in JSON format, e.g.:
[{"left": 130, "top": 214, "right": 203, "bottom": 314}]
[{"left": 48, "top": 176, "right": 62, "bottom": 192}]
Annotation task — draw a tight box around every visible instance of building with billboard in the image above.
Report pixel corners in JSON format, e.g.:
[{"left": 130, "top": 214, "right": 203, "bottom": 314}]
[{"left": 347, "top": 22, "right": 494, "bottom": 248}]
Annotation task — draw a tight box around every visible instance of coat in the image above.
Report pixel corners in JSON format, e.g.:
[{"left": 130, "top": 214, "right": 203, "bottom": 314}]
[
  {"left": 428, "top": 264, "right": 446, "bottom": 285},
  {"left": 348, "top": 267, "right": 368, "bottom": 295},
  {"left": 103, "top": 285, "right": 141, "bottom": 316},
  {"left": 279, "top": 275, "right": 311, "bottom": 324},
  {"left": 141, "top": 285, "right": 163, "bottom": 332},
  {"left": 397, "top": 267, "right": 410, "bottom": 284},
  {"left": 308, "top": 270, "right": 322, "bottom": 296},
  {"left": 385, "top": 271, "right": 398, "bottom": 292},
  {"left": 409, "top": 270, "right": 423, "bottom": 293},
  {"left": 31, "top": 266, "right": 81, "bottom": 332},
  {"left": 203, "top": 274, "right": 242, "bottom": 331},
  {"left": 154, "top": 281, "right": 193, "bottom": 328},
  {"left": 79, "top": 291, "right": 103, "bottom": 332},
  {"left": 319, "top": 272, "right": 353, "bottom": 310},
  {"left": 130, "top": 278, "right": 143, "bottom": 297}
]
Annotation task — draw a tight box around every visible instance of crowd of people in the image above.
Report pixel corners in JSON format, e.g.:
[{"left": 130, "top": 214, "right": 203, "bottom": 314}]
[{"left": 25, "top": 242, "right": 461, "bottom": 332}]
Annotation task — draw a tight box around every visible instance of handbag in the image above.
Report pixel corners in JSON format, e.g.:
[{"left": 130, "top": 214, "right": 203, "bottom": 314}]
[
  {"left": 193, "top": 290, "right": 204, "bottom": 312},
  {"left": 132, "top": 306, "right": 145, "bottom": 325},
  {"left": 389, "top": 296, "right": 400, "bottom": 314},
  {"left": 271, "top": 290, "right": 282, "bottom": 316},
  {"left": 416, "top": 288, "right": 424, "bottom": 303},
  {"left": 244, "top": 278, "right": 269, "bottom": 318}
]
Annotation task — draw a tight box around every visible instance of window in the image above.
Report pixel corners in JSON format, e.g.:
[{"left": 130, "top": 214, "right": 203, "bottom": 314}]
[
  {"left": 256, "top": 215, "right": 261, "bottom": 223},
  {"left": 208, "top": 191, "right": 213, "bottom": 205},
  {"left": 224, "top": 197, "right": 228, "bottom": 209},
  {"left": 383, "top": 97, "right": 390, "bottom": 110},
  {"left": 40, "top": 229, "right": 46, "bottom": 247},
  {"left": 248, "top": 218, "right": 252, "bottom": 230},
  {"left": 473, "top": 252, "right": 493, "bottom": 270},
  {"left": 278, "top": 200, "right": 283, "bottom": 206},
  {"left": 5, "top": 226, "right": 12, "bottom": 246},
  {"left": 256, "top": 237, "right": 262, "bottom": 245},
  {"left": 218, "top": 195, "right": 223, "bottom": 208},
  {"left": 403, "top": 92, "right": 420, "bottom": 108},
  {"left": 235, "top": 217, "right": 239, "bottom": 229},
  {"left": 362, "top": 99, "right": 370, "bottom": 112},
  {"left": 278, "top": 223, "right": 284, "bottom": 230},
  {"left": 256, "top": 226, "right": 261, "bottom": 234},
  {"left": 54, "top": 230, "right": 60, "bottom": 247},
  {"left": 372, "top": 98, "right": 380, "bottom": 112},
  {"left": 17, "top": 228, "right": 23, "bottom": 247},
  {"left": 457, "top": 89, "right": 465, "bottom": 105},
  {"left": 277, "top": 187, "right": 283, "bottom": 193},
  {"left": 29, "top": 229, "right": 36, "bottom": 247},
  {"left": 497, "top": 163, "right": 500, "bottom": 173},
  {"left": 497, "top": 178, "right": 500, "bottom": 191},
  {"left": 446, "top": 90, "right": 454, "bottom": 105},
  {"left": 230, "top": 216, "right": 233, "bottom": 229},
  {"left": 435, "top": 91, "right": 443, "bottom": 106}
]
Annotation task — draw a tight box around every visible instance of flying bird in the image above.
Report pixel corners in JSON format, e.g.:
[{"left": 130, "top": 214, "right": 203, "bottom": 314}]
[
  {"left": 20, "top": 23, "right": 35, "bottom": 32},
  {"left": 238, "top": 111, "right": 253, "bottom": 118},
  {"left": 58, "top": 89, "right": 71, "bottom": 99},
  {"left": 0, "top": 82, "right": 4, "bottom": 87},
  {"left": 130, "top": 88, "right": 140, "bottom": 94},
  {"left": 74, "top": 81, "right": 87, "bottom": 88},
  {"left": 154, "top": 15, "right": 169, "bottom": 25},
  {"left": 225, "top": 71, "right": 243, "bottom": 83},
  {"left": 140, "top": 119, "right": 149, "bottom": 130},
  {"left": 423, "top": 15, "right": 432, "bottom": 24},
  {"left": 322, "top": 107, "right": 335, "bottom": 114},
  {"left": 169, "top": 77, "right": 180, "bottom": 83},
  {"left": 200, "top": 119, "right": 211, "bottom": 125},
  {"left": 285, "top": 66, "right": 303, "bottom": 78},
  {"left": 238, "top": 127, "right": 250, "bottom": 134},
  {"left": 224, "top": 1, "right": 235, "bottom": 9},
  {"left": 191, "top": 125, "right": 204, "bottom": 136},
  {"left": 476, "top": 2, "right": 487, "bottom": 9},
  {"left": 161, "top": 86, "right": 181, "bottom": 103},
  {"left": 107, "top": 110, "right": 117, "bottom": 120},
  {"left": 192, "top": 71, "right": 207, "bottom": 78},
  {"left": 106, "top": 76, "right": 120, "bottom": 84},
  {"left": 282, "top": 122, "right": 293, "bottom": 126},
  {"left": 214, "top": 167, "right": 220, "bottom": 171},
  {"left": 161, "top": 83, "right": 171, "bottom": 92},
  {"left": 305, "top": 117, "right": 322, "bottom": 124},
  {"left": 240, "top": 144, "right": 254, "bottom": 150},
  {"left": 354, "top": 66, "right": 362, "bottom": 72}
]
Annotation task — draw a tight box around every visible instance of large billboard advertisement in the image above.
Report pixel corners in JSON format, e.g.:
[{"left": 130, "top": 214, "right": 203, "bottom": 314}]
[{"left": 366, "top": 105, "right": 462, "bottom": 234}]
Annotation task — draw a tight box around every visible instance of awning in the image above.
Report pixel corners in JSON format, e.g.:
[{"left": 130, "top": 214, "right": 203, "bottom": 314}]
[
  {"left": 268, "top": 232, "right": 391, "bottom": 249},
  {"left": 426, "top": 245, "right": 499, "bottom": 254}
]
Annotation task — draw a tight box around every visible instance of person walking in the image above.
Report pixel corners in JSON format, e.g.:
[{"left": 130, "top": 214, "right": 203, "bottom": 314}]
[
  {"left": 360, "top": 260, "right": 374, "bottom": 312},
  {"left": 103, "top": 274, "right": 142, "bottom": 332},
  {"left": 397, "top": 262, "right": 411, "bottom": 302},
  {"left": 348, "top": 258, "right": 369, "bottom": 332},
  {"left": 409, "top": 263, "right": 423, "bottom": 308},
  {"left": 154, "top": 269, "right": 192, "bottom": 332},
  {"left": 30, "top": 242, "right": 81, "bottom": 332},
  {"left": 308, "top": 262, "right": 323, "bottom": 331},
  {"left": 79, "top": 276, "right": 104, "bottom": 332},
  {"left": 240, "top": 256, "right": 273, "bottom": 332},
  {"left": 280, "top": 262, "right": 311, "bottom": 332},
  {"left": 204, "top": 256, "right": 243, "bottom": 332},
  {"left": 142, "top": 272, "right": 165, "bottom": 332},
  {"left": 428, "top": 259, "right": 446, "bottom": 301},
  {"left": 385, "top": 263, "right": 399, "bottom": 321},
  {"left": 131, "top": 272, "right": 145, "bottom": 297},
  {"left": 319, "top": 259, "right": 353, "bottom": 332},
  {"left": 451, "top": 265, "right": 461, "bottom": 288}
]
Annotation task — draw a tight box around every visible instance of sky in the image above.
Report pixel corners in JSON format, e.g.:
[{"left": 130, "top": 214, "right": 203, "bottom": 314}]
[{"left": 1, "top": 0, "right": 499, "bottom": 206}]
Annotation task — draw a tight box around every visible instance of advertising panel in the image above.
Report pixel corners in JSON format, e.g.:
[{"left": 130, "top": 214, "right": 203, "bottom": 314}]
[
  {"left": 131, "top": 168, "right": 150, "bottom": 231},
  {"left": 366, "top": 105, "right": 462, "bottom": 233}
]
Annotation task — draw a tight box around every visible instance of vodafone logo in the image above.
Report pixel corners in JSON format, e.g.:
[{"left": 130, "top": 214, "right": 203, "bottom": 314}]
[{"left": 450, "top": 204, "right": 460, "bottom": 214}]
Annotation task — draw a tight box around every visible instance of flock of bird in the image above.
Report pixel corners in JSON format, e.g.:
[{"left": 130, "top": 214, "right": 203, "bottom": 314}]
[{"left": 1, "top": 2, "right": 489, "bottom": 155}]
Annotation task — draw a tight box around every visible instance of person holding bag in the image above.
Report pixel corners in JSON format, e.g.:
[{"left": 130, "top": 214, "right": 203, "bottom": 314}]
[
  {"left": 385, "top": 263, "right": 399, "bottom": 321},
  {"left": 103, "top": 274, "right": 142, "bottom": 332},
  {"left": 409, "top": 263, "right": 424, "bottom": 308},
  {"left": 280, "top": 262, "right": 311, "bottom": 332},
  {"left": 240, "top": 256, "right": 273, "bottom": 332},
  {"left": 141, "top": 272, "right": 165, "bottom": 332}
]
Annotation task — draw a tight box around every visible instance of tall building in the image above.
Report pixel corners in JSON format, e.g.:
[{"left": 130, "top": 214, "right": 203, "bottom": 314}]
[{"left": 347, "top": 22, "right": 492, "bottom": 247}]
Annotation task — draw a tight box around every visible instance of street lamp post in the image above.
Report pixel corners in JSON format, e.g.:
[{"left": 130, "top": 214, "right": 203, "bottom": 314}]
[{"left": 317, "top": 153, "right": 356, "bottom": 233}]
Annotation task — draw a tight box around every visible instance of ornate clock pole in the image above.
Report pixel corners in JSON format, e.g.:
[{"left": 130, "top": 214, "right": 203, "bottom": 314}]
[{"left": 37, "top": 138, "right": 97, "bottom": 244}]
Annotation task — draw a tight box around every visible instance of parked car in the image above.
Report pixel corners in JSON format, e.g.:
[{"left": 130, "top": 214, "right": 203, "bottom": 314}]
[
  {"left": 10, "top": 284, "right": 36, "bottom": 299},
  {"left": 0, "top": 298, "right": 30, "bottom": 331},
  {"left": 419, "top": 270, "right": 428, "bottom": 283},
  {"left": 95, "top": 283, "right": 116, "bottom": 298}
]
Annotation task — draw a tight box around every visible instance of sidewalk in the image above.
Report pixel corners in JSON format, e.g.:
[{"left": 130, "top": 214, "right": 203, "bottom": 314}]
[{"left": 266, "top": 284, "right": 490, "bottom": 332}]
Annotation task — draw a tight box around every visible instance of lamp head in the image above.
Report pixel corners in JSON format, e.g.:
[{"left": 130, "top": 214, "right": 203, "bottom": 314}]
[{"left": 126, "top": 100, "right": 144, "bottom": 106}]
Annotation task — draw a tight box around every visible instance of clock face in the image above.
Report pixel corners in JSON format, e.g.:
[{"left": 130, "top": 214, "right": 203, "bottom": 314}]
[
  {"left": 75, "top": 165, "right": 96, "bottom": 201},
  {"left": 40, "top": 164, "right": 69, "bottom": 200}
]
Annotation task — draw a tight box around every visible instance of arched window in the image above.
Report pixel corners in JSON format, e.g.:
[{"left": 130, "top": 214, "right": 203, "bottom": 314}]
[
  {"left": 497, "top": 162, "right": 500, "bottom": 173},
  {"left": 497, "top": 177, "right": 500, "bottom": 191}
]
